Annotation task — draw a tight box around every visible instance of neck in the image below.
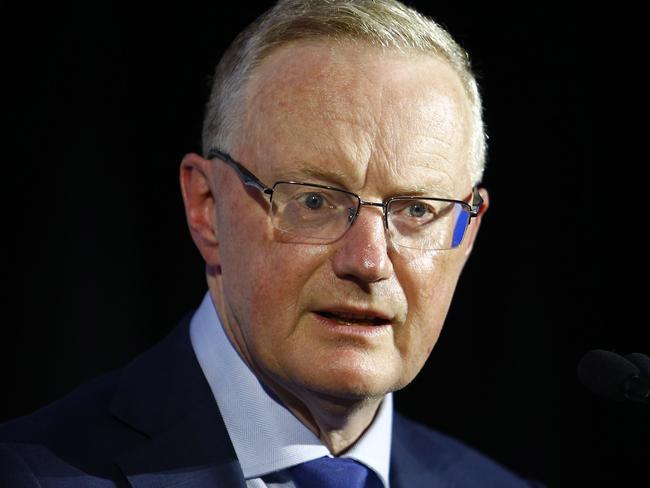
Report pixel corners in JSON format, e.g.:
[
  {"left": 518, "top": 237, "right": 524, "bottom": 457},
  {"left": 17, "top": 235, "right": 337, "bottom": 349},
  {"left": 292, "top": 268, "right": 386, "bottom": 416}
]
[{"left": 264, "top": 375, "right": 384, "bottom": 455}]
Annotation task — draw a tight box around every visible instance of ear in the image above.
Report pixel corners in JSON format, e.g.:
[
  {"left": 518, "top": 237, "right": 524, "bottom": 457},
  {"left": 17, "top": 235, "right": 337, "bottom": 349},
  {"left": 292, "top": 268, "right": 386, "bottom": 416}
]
[
  {"left": 462, "top": 187, "right": 489, "bottom": 259},
  {"left": 179, "top": 153, "right": 220, "bottom": 268}
]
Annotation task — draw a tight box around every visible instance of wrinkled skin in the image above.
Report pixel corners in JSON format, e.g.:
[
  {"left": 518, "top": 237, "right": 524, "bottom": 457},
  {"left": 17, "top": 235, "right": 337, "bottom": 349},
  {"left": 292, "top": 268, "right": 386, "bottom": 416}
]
[{"left": 180, "top": 41, "right": 488, "bottom": 453}]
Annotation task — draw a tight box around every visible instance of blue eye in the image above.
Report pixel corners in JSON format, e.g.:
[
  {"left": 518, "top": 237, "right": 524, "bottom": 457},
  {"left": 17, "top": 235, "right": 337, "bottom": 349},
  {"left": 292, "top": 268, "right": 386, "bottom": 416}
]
[
  {"left": 388, "top": 199, "right": 438, "bottom": 223},
  {"left": 408, "top": 203, "right": 429, "bottom": 218},
  {"left": 301, "top": 193, "right": 325, "bottom": 210}
]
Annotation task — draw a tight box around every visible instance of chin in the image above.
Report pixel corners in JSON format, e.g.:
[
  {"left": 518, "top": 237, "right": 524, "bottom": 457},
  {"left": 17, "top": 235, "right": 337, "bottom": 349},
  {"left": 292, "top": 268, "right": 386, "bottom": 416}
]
[{"left": 297, "top": 360, "right": 401, "bottom": 401}]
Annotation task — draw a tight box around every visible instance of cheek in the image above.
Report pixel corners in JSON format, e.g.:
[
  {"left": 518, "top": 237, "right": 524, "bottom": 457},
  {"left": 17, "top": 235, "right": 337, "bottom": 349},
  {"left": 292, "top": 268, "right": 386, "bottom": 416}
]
[
  {"left": 411, "top": 252, "right": 462, "bottom": 309},
  {"left": 394, "top": 250, "right": 466, "bottom": 373},
  {"left": 219, "top": 203, "right": 330, "bottom": 340}
]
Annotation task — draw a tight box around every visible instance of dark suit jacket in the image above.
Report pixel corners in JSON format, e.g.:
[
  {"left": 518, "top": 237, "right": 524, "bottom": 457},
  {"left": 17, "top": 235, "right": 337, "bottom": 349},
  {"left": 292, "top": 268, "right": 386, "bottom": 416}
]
[{"left": 0, "top": 313, "right": 540, "bottom": 487}]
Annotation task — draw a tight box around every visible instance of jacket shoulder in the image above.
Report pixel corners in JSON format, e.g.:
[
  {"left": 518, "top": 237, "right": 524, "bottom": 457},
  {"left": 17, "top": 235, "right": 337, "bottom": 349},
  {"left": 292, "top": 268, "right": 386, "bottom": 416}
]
[
  {"left": 391, "top": 413, "right": 541, "bottom": 488},
  {"left": 0, "top": 368, "right": 143, "bottom": 485},
  {"left": 0, "top": 368, "right": 127, "bottom": 443},
  {"left": 0, "top": 443, "right": 42, "bottom": 487}
]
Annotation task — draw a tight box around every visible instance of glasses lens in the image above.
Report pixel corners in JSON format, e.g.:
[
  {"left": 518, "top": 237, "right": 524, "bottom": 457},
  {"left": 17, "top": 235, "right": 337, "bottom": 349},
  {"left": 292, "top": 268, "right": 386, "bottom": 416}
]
[
  {"left": 270, "top": 183, "right": 358, "bottom": 241},
  {"left": 387, "top": 198, "right": 470, "bottom": 250}
]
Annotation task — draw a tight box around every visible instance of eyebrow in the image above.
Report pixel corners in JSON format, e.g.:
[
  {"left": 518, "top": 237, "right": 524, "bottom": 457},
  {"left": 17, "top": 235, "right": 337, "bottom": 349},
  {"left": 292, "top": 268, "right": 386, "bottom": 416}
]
[
  {"left": 392, "top": 182, "right": 457, "bottom": 199},
  {"left": 279, "top": 165, "right": 350, "bottom": 189},
  {"left": 277, "top": 164, "right": 458, "bottom": 199}
]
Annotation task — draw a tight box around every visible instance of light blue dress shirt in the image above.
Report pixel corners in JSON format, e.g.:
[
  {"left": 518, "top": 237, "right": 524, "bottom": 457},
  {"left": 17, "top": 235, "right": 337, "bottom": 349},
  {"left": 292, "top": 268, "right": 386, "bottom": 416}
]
[{"left": 189, "top": 292, "right": 392, "bottom": 487}]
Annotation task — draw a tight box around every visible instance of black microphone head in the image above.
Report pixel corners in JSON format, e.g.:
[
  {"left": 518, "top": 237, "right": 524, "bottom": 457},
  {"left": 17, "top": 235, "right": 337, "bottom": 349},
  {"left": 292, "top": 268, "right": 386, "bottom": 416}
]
[
  {"left": 577, "top": 349, "right": 640, "bottom": 400},
  {"left": 625, "top": 353, "right": 650, "bottom": 380}
]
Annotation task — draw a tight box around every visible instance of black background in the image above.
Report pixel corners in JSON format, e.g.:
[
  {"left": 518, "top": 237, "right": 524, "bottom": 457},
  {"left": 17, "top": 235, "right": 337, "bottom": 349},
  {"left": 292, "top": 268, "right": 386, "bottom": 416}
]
[{"left": 2, "top": 2, "right": 649, "bottom": 487}]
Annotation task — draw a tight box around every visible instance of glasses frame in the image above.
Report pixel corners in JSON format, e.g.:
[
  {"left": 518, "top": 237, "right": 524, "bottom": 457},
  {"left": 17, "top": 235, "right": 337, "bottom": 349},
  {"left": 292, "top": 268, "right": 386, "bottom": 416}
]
[{"left": 207, "top": 148, "right": 484, "bottom": 248}]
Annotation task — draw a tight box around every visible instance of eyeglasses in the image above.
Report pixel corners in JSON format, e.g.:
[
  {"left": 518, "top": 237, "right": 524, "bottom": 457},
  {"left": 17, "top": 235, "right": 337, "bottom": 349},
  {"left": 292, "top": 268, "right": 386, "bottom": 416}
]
[{"left": 207, "top": 148, "right": 483, "bottom": 251}]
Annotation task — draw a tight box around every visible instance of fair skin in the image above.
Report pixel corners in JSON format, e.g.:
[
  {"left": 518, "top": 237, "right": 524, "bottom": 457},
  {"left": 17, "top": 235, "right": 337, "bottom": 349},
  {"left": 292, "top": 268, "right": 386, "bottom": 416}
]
[{"left": 180, "top": 41, "right": 489, "bottom": 454}]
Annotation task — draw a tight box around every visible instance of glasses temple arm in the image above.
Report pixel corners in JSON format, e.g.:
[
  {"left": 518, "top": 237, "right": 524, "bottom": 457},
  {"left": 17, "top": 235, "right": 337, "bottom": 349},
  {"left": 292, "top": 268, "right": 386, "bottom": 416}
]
[
  {"left": 207, "top": 149, "right": 273, "bottom": 195},
  {"left": 470, "top": 187, "right": 484, "bottom": 217}
]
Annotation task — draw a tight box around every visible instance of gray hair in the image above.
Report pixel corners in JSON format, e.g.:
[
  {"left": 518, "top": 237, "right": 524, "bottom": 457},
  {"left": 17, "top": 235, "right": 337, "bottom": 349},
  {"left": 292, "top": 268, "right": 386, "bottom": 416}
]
[{"left": 202, "top": 0, "right": 487, "bottom": 184}]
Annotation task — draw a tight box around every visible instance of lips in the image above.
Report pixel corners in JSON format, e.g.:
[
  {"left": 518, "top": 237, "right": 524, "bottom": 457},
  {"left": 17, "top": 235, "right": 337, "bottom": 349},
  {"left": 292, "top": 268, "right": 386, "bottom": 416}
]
[{"left": 314, "top": 310, "right": 391, "bottom": 326}]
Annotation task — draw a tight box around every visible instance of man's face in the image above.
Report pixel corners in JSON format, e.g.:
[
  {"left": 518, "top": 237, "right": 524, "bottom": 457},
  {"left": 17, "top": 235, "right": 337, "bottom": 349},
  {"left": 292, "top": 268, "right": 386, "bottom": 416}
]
[{"left": 209, "top": 41, "right": 480, "bottom": 403}]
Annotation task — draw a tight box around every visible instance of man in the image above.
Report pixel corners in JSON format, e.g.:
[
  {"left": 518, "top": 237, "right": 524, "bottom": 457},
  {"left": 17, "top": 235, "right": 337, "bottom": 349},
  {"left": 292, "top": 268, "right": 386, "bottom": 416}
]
[{"left": 0, "top": 1, "right": 540, "bottom": 486}]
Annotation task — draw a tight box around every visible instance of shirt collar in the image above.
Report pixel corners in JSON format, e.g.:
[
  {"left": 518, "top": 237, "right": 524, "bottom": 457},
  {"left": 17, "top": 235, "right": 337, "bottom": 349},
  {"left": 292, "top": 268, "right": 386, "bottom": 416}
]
[{"left": 189, "top": 292, "right": 392, "bottom": 487}]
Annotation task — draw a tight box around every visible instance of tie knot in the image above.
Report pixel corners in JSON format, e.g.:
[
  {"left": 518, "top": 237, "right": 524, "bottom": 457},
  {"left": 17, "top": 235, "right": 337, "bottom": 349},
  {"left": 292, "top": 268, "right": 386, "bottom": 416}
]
[{"left": 288, "top": 456, "right": 381, "bottom": 488}]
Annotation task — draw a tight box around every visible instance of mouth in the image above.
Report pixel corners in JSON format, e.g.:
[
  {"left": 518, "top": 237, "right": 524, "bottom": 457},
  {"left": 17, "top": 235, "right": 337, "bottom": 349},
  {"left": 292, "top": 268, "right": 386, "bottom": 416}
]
[{"left": 314, "top": 310, "right": 392, "bottom": 327}]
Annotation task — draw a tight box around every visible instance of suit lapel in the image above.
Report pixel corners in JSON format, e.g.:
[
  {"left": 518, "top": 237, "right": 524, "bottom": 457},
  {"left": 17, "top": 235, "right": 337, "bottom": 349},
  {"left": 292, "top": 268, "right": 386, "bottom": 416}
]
[{"left": 108, "top": 313, "right": 246, "bottom": 488}]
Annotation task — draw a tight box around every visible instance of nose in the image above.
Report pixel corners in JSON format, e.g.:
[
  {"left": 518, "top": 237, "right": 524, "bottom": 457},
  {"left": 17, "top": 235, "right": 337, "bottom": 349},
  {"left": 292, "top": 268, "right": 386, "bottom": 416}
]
[{"left": 331, "top": 204, "right": 394, "bottom": 285}]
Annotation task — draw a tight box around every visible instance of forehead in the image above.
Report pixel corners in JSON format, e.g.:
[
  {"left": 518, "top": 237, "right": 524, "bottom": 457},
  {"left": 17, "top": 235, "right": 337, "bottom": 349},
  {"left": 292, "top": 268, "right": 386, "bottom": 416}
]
[{"left": 237, "top": 41, "right": 473, "bottom": 197}]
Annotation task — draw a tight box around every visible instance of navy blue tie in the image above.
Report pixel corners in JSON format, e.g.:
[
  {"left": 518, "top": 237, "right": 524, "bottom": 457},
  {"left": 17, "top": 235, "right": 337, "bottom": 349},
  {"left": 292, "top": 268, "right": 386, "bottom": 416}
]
[{"left": 288, "top": 456, "right": 382, "bottom": 488}]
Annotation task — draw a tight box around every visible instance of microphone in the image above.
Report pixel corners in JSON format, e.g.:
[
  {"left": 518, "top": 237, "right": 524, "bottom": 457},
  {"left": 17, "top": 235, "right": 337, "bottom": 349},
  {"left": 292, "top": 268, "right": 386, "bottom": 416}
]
[
  {"left": 577, "top": 350, "right": 650, "bottom": 405},
  {"left": 626, "top": 352, "right": 650, "bottom": 379}
]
